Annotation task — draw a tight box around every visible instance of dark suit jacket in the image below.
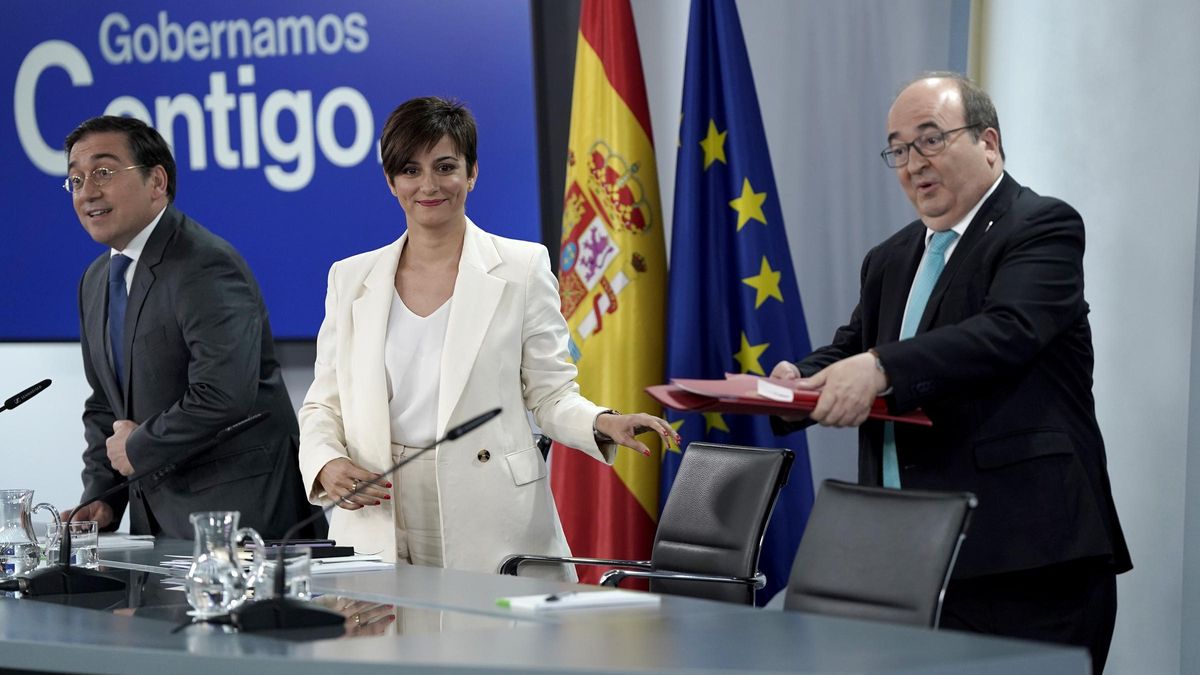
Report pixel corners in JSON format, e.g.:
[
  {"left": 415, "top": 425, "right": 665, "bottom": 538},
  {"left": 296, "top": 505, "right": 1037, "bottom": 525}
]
[
  {"left": 786, "top": 174, "right": 1130, "bottom": 579},
  {"left": 77, "top": 205, "right": 324, "bottom": 540}
]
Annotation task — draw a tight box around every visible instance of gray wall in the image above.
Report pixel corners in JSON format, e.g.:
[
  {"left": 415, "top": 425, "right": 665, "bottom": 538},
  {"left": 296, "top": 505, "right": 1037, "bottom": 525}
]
[
  {"left": 2, "top": 344, "right": 91, "bottom": 513},
  {"left": 0, "top": 342, "right": 316, "bottom": 532},
  {"left": 1185, "top": 164, "right": 1195, "bottom": 672},
  {"left": 1188, "top": 164, "right": 1200, "bottom": 675},
  {"left": 976, "top": 2, "right": 1200, "bottom": 672}
]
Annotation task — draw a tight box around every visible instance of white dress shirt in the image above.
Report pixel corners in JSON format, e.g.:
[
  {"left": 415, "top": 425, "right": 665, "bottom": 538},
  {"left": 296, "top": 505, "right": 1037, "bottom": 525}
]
[{"left": 109, "top": 206, "right": 167, "bottom": 292}]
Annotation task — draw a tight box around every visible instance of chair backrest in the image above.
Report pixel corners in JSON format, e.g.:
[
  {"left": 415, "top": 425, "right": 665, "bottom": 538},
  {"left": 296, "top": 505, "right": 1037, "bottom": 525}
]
[
  {"left": 782, "top": 480, "right": 976, "bottom": 627},
  {"left": 650, "top": 442, "right": 794, "bottom": 604}
]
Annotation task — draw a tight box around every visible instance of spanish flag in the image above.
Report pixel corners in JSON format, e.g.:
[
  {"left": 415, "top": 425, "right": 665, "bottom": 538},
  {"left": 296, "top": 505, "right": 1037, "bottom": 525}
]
[{"left": 549, "top": 0, "right": 666, "bottom": 584}]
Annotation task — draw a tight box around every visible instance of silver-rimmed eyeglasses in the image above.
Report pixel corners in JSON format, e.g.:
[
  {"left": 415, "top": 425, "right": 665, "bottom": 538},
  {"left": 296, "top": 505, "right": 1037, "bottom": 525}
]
[
  {"left": 880, "top": 124, "right": 979, "bottom": 168},
  {"left": 63, "top": 165, "right": 145, "bottom": 194}
]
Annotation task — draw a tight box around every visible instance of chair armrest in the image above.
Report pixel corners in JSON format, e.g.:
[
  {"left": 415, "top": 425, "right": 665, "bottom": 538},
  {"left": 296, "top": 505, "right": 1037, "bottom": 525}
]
[
  {"left": 599, "top": 568, "right": 766, "bottom": 590},
  {"left": 498, "top": 554, "right": 653, "bottom": 576}
]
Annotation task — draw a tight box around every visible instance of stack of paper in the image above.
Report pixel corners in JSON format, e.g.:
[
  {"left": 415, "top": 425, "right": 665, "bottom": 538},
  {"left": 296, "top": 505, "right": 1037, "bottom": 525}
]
[
  {"left": 99, "top": 533, "right": 156, "bottom": 551},
  {"left": 159, "top": 552, "right": 393, "bottom": 575},
  {"left": 497, "top": 589, "right": 661, "bottom": 612},
  {"left": 647, "top": 373, "right": 932, "bottom": 426},
  {"left": 310, "top": 554, "right": 392, "bottom": 574}
]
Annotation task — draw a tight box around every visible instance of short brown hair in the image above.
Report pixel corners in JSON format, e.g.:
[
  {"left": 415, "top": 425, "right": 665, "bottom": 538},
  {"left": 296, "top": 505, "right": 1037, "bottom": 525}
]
[{"left": 379, "top": 97, "right": 477, "bottom": 179}]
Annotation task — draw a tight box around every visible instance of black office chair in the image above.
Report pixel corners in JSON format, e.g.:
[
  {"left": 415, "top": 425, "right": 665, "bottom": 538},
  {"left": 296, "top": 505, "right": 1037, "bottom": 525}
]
[
  {"left": 499, "top": 442, "right": 794, "bottom": 605},
  {"left": 781, "top": 479, "right": 977, "bottom": 627}
]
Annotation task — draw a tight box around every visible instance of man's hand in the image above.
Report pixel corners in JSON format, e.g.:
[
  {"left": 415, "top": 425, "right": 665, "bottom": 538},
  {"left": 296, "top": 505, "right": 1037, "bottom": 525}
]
[
  {"left": 769, "top": 361, "right": 801, "bottom": 381},
  {"left": 106, "top": 420, "right": 138, "bottom": 476},
  {"left": 768, "top": 361, "right": 808, "bottom": 421},
  {"left": 62, "top": 501, "right": 114, "bottom": 529},
  {"left": 803, "top": 353, "right": 888, "bottom": 427}
]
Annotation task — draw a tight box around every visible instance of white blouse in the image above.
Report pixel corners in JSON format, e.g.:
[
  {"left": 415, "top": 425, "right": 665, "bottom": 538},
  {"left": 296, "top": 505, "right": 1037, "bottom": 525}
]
[{"left": 384, "top": 291, "right": 451, "bottom": 448}]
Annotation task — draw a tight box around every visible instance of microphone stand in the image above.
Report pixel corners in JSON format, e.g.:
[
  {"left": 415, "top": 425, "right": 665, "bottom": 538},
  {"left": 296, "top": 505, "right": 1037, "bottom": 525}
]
[
  {"left": 6, "top": 413, "right": 271, "bottom": 597},
  {"left": 232, "top": 407, "right": 502, "bottom": 632}
]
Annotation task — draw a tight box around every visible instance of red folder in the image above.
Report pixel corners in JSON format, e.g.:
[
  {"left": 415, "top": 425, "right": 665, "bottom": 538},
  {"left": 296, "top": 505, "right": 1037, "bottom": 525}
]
[{"left": 647, "top": 374, "right": 931, "bottom": 427}]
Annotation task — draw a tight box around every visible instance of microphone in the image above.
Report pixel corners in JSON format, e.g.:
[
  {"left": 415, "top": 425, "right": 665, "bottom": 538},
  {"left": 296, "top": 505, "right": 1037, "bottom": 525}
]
[
  {"left": 232, "top": 407, "right": 502, "bottom": 632},
  {"left": 5, "top": 413, "right": 271, "bottom": 597},
  {"left": 1, "top": 379, "right": 51, "bottom": 413}
]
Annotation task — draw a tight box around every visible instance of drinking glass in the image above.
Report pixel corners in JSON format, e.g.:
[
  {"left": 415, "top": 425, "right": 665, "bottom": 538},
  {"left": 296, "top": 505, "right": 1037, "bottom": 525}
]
[
  {"left": 47, "top": 520, "right": 100, "bottom": 569},
  {"left": 252, "top": 546, "right": 312, "bottom": 600}
]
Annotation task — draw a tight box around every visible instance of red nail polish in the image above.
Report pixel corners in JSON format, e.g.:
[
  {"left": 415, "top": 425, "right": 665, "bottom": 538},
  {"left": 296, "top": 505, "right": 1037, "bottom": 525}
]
[
  {"left": 384, "top": 495, "right": 391, "bottom": 500},
  {"left": 386, "top": 482, "right": 393, "bottom": 488},
  {"left": 375, "top": 501, "right": 381, "bottom": 505}
]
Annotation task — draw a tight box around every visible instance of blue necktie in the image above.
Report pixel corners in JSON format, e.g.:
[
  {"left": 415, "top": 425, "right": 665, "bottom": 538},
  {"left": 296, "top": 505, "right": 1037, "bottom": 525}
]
[
  {"left": 108, "top": 254, "right": 132, "bottom": 389},
  {"left": 882, "top": 230, "right": 958, "bottom": 488}
]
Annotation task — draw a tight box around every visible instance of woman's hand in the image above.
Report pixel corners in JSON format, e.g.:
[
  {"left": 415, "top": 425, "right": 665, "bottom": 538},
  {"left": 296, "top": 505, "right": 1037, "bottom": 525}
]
[
  {"left": 315, "top": 457, "right": 392, "bottom": 510},
  {"left": 318, "top": 597, "right": 396, "bottom": 636},
  {"left": 594, "top": 412, "right": 681, "bottom": 457}
]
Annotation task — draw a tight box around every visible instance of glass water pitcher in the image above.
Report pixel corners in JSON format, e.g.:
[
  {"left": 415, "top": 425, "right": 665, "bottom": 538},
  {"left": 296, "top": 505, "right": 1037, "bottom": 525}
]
[
  {"left": 0, "top": 489, "right": 61, "bottom": 580},
  {"left": 183, "top": 511, "right": 265, "bottom": 618}
]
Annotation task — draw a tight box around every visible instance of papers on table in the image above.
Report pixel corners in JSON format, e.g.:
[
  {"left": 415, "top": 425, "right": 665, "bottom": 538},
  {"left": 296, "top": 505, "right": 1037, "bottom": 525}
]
[
  {"left": 99, "top": 533, "right": 156, "bottom": 551},
  {"left": 158, "top": 552, "right": 393, "bottom": 575},
  {"left": 497, "top": 589, "right": 661, "bottom": 612},
  {"left": 310, "top": 555, "right": 393, "bottom": 574}
]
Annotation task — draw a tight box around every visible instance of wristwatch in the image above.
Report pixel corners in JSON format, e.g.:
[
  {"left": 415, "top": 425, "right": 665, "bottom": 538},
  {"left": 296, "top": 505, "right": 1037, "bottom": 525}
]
[
  {"left": 868, "top": 349, "right": 892, "bottom": 395},
  {"left": 868, "top": 348, "right": 886, "bottom": 376}
]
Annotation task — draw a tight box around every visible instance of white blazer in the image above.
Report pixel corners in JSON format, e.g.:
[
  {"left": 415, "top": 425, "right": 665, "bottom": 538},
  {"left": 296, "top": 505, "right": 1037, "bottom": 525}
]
[{"left": 298, "top": 219, "right": 616, "bottom": 579}]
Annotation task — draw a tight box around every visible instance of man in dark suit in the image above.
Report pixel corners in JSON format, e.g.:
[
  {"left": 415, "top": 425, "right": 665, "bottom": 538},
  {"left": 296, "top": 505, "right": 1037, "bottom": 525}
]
[
  {"left": 62, "top": 116, "right": 323, "bottom": 540},
  {"left": 771, "top": 73, "right": 1130, "bottom": 671}
]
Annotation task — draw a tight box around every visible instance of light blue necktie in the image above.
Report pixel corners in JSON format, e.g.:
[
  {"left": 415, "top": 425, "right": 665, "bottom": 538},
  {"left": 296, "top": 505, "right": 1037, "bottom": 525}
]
[
  {"left": 109, "top": 254, "right": 132, "bottom": 389},
  {"left": 882, "top": 230, "right": 958, "bottom": 488}
]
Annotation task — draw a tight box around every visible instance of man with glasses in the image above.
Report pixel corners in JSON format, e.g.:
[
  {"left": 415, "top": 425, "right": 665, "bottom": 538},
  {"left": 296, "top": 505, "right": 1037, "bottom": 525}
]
[
  {"left": 62, "top": 115, "right": 324, "bottom": 540},
  {"left": 771, "top": 73, "right": 1129, "bottom": 672}
]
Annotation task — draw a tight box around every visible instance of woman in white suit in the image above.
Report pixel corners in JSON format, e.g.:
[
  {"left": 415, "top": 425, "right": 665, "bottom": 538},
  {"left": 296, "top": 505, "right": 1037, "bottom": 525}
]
[{"left": 298, "top": 97, "right": 676, "bottom": 580}]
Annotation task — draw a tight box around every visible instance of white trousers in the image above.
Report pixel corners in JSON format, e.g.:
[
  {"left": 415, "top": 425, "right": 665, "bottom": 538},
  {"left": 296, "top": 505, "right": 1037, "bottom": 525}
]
[{"left": 390, "top": 442, "right": 444, "bottom": 567}]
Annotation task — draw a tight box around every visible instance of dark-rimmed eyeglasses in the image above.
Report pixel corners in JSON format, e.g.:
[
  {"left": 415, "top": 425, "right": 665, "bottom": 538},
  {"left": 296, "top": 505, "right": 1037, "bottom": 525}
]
[
  {"left": 63, "top": 165, "right": 145, "bottom": 194},
  {"left": 880, "top": 124, "right": 980, "bottom": 168}
]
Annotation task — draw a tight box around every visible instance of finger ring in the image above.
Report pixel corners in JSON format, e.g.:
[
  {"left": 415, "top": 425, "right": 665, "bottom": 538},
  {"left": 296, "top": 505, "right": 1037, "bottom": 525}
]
[
  {"left": 351, "top": 478, "right": 359, "bottom": 491},
  {"left": 353, "top": 614, "right": 361, "bottom": 626}
]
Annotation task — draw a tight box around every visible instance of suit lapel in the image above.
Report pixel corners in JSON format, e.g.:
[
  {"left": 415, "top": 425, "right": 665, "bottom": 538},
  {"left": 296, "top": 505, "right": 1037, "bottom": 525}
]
[
  {"left": 437, "top": 220, "right": 504, "bottom": 438},
  {"left": 352, "top": 236, "right": 403, "bottom": 469},
  {"left": 119, "top": 208, "right": 180, "bottom": 412},
  {"left": 879, "top": 227, "right": 925, "bottom": 343},
  {"left": 84, "top": 261, "right": 124, "bottom": 417},
  {"left": 917, "top": 173, "right": 1018, "bottom": 333}
]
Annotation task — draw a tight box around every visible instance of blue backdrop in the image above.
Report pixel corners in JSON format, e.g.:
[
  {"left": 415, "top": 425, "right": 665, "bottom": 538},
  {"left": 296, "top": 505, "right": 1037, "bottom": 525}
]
[{"left": 2, "top": 0, "right": 540, "bottom": 340}]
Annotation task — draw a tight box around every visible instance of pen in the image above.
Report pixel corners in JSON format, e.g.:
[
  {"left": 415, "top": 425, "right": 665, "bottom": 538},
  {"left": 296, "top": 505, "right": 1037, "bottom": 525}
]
[{"left": 545, "top": 592, "right": 578, "bottom": 602}]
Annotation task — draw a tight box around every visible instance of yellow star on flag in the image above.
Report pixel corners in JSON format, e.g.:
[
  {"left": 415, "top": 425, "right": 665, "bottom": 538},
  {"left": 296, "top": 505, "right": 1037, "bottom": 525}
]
[
  {"left": 700, "top": 119, "right": 727, "bottom": 169},
  {"left": 729, "top": 178, "right": 767, "bottom": 230},
  {"left": 742, "top": 256, "right": 783, "bottom": 308},
  {"left": 734, "top": 331, "right": 770, "bottom": 375},
  {"left": 663, "top": 419, "right": 686, "bottom": 456},
  {"left": 704, "top": 412, "right": 729, "bottom": 434}
]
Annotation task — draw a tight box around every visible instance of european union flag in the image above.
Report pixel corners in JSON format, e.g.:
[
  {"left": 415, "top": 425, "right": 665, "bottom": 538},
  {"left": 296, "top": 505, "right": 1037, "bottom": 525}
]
[{"left": 663, "top": 0, "right": 815, "bottom": 606}]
